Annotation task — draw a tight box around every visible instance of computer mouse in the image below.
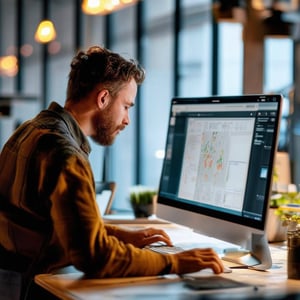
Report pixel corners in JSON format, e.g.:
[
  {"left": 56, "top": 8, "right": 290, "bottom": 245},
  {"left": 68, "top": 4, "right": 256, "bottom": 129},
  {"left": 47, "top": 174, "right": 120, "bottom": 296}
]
[{"left": 223, "top": 266, "right": 232, "bottom": 273}]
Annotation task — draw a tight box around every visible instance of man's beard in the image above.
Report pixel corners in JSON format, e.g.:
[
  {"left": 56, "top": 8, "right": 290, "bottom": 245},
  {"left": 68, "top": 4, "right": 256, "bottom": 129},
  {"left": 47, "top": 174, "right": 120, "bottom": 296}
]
[{"left": 92, "top": 111, "right": 123, "bottom": 146}]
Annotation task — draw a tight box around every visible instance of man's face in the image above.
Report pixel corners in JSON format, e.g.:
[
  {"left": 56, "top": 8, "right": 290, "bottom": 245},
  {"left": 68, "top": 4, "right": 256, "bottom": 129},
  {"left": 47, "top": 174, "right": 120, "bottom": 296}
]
[{"left": 92, "top": 78, "right": 137, "bottom": 146}]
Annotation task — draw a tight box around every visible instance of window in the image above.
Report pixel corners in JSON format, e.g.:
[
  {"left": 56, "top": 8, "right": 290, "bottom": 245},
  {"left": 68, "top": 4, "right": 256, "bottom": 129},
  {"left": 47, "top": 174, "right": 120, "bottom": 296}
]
[
  {"left": 218, "top": 22, "right": 243, "bottom": 95},
  {"left": 21, "top": 0, "right": 42, "bottom": 96},
  {"left": 0, "top": 0, "right": 16, "bottom": 93},
  {"left": 179, "top": 0, "right": 213, "bottom": 96},
  {"left": 264, "top": 38, "right": 293, "bottom": 93},
  {"left": 139, "top": 0, "right": 175, "bottom": 195},
  {"left": 109, "top": 6, "right": 139, "bottom": 210},
  {"left": 264, "top": 37, "right": 294, "bottom": 150}
]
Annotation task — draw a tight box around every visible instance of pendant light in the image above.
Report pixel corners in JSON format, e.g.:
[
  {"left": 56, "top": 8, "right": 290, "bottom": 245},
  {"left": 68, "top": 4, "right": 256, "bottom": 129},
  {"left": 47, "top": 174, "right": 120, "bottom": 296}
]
[
  {"left": 82, "top": 0, "right": 138, "bottom": 15},
  {"left": 34, "top": 20, "right": 57, "bottom": 43}
]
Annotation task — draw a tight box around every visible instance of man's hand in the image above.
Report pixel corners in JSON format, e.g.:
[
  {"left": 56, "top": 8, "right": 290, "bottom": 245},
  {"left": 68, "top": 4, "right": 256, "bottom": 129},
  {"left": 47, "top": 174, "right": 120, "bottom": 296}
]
[
  {"left": 110, "top": 226, "right": 225, "bottom": 274},
  {"left": 115, "top": 227, "right": 173, "bottom": 248},
  {"left": 174, "top": 248, "right": 225, "bottom": 274}
]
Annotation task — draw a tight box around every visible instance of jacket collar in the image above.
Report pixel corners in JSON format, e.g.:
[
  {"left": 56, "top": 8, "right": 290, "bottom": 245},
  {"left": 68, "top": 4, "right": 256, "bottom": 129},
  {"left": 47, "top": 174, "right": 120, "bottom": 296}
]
[{"left": 47, "top": 101, "right": 91, "bottom": 155}]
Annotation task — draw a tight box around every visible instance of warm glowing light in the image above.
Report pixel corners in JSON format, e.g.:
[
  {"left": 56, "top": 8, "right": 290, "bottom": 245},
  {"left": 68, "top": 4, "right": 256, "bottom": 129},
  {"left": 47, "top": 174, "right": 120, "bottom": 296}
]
[
  {"left": 82, "top": 0, "right": 138, "bottom": 15},
  {"left": 82, "top": 0, "right": 105, "bottom": 15},
  {"left": 0, "top": 55, "right": 18, "bottom": 77},
  {"left": 105, "top": 0, "right": 117, "bottom": 11},
  {"left": 251, "top": 0, "right": 265, "bottom": 10},
  {"left": 35, "top": 20, "right": 57, "bottom": 43},
  {"left": 155, "top": 149, "right": 165, "bottom": 159}
]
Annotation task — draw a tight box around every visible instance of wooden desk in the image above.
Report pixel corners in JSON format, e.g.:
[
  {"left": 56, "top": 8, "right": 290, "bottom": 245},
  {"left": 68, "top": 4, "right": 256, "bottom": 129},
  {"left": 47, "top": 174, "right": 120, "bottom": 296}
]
[{"left": 35, "top": 243, "right": 300, "bottom": 299}]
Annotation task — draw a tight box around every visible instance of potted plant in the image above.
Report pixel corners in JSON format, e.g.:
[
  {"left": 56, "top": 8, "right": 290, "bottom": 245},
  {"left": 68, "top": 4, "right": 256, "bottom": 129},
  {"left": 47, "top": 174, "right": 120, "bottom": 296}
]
[
  {"left": 267, "top": 171, "right": 299, "bottom": 242},
  {"left": 267, "top": 191, "right": 299, "bottom": 242},
  {"left": 130, "top": 186, "right": 157, "bottom": 218},
  {"left": 276, "top": 205, "right": 300, "bottom": 279}
]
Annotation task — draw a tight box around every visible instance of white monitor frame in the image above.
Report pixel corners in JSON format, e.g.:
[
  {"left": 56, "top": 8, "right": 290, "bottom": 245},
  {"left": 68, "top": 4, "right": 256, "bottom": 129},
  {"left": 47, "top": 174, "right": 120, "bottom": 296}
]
[{"left": 157, "top": 94, "right": 283, "bottom": 270}]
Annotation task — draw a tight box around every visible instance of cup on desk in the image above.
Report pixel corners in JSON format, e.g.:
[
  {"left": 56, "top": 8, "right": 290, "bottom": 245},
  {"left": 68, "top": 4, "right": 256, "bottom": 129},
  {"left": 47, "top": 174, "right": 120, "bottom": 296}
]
[{"left": 287, "top": 230, "right": 300, "bottom": 279}]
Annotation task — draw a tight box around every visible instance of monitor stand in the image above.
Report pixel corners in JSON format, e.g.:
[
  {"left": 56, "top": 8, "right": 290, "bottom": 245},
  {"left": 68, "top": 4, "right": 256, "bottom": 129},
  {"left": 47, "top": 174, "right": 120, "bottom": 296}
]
[{"left": 222, "top": 233, "right": 272, "bottom": 271}]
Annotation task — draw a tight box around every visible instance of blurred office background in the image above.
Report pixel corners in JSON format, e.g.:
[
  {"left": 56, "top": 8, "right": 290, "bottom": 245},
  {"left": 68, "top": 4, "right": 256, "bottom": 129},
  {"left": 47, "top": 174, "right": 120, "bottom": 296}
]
[{"left": 0, "top": 0, "right": 299, "bottom": 210}]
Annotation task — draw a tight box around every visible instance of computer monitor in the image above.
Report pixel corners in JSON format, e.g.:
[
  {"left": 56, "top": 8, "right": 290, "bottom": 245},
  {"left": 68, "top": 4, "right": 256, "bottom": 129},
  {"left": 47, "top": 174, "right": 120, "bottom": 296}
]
[{"left": 157, "top": 94, "right": 283, "bottom": 270}]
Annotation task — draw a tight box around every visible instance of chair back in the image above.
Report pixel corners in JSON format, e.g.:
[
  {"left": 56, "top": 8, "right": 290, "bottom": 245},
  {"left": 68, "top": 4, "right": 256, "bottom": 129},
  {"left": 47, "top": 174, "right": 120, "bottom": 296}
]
[{"left": 95, "top": 182, "right": 116, "bottom": 215}]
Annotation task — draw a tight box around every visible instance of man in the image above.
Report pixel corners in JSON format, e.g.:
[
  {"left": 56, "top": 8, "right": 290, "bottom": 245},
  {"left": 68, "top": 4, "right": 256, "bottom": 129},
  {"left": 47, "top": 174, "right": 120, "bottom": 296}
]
[{"left": 0, "top": 46, "right": 224, "bottom": 299}]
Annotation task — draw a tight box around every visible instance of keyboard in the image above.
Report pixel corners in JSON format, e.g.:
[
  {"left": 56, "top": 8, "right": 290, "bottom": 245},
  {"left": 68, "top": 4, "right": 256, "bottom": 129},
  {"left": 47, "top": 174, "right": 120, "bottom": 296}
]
[
  {"left": 146, "top": 245, "right": 185, "bottom": 254},
  {"left": 147, "top": 242, "right": 240, "bottom": 256},
  {"left": 157, "top": 226, "right": 242, "bottom": 255},
  {"left": 144, "top": 226, "right": 242, "bottom": 256}
]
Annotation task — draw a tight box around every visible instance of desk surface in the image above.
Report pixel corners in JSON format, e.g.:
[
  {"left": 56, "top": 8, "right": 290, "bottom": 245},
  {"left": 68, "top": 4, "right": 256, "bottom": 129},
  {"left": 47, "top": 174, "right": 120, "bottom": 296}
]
[{"left": 35, "top": 223, "right": 300, "bottom": 300}]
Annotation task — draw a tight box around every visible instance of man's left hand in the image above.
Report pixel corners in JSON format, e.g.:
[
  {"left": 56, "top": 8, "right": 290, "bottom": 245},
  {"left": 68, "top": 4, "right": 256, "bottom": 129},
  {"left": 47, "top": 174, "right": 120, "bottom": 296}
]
[{"left": 116, "top": 227, "right": 173, "bottom": 248}]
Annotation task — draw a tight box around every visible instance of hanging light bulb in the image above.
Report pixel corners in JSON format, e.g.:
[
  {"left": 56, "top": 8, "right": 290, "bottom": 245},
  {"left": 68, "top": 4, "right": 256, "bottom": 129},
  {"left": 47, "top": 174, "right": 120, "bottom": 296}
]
[
  {"left": 82, "top": 0, "right": 105, "bottom": 15},
  {"left": 121, "top": 0, "right": 135, "bottom": 4},
  {"left": 105, "top": 0, "right": 118, "bottom": 12},
  {"left": 35, "top": 20, "right": 57, "bottom": 43},
  {"left": 0, "top": 55, "right": 18, "bottom": 77},
  {"left": 251, "top": 0, "right": 265, "bottom": 10},
  {"left": 82, "top": 0, "right": 138, "bottom": 15}
]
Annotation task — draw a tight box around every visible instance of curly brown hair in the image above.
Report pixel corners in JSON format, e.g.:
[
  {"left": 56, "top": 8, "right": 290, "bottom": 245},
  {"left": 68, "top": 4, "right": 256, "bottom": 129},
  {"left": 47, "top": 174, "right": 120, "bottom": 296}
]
[{"left": 66, "top": 46, "right": 145, "bottom": 101}]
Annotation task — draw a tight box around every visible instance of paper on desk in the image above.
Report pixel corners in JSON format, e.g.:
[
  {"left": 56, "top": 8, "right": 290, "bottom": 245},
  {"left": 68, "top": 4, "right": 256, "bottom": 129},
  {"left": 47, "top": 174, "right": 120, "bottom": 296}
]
[{"left": 162, "top": 227, "right": 240, "bottom": 253}]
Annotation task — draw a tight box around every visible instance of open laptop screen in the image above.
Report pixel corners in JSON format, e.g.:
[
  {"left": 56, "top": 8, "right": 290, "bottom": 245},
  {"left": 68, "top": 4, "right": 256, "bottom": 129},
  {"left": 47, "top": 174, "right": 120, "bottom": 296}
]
[{"left": 158, "top": 94, "right": 282, "bottom": 231}]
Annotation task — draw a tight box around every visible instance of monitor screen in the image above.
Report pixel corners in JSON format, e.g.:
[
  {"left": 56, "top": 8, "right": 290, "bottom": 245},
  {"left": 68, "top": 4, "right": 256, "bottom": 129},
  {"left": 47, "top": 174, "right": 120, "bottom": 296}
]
[{"left": 157, "top": 94, "right": 282, "bottom": 269}]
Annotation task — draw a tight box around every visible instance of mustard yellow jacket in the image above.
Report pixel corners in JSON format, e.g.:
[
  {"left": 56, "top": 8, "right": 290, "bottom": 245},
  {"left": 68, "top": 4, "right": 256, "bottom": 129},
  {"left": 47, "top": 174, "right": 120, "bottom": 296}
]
[{"left": 0, "top": 102, "right": 175, "bottom": 278}]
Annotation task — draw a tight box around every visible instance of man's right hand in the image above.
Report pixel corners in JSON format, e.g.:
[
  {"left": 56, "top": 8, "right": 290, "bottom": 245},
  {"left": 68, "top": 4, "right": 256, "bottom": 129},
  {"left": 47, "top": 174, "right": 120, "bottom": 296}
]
[{"left": 173, "top": 248, "right": 225, "bottom": 274}]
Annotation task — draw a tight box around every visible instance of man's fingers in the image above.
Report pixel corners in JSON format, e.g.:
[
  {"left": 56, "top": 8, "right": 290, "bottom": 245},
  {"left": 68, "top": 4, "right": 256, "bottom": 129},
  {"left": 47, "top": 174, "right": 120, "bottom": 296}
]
[
  {"left": 136, "top": 236, "right": 172, "bottom": 248},
  {"left": 197, "top": 260, "right": 223, "bottom": 274},
  {"left": 173, "top": 248, "right": 225, "bottom": 274},
  {"left": 144, "top": 228, "right": 171, "bottom": 240}
]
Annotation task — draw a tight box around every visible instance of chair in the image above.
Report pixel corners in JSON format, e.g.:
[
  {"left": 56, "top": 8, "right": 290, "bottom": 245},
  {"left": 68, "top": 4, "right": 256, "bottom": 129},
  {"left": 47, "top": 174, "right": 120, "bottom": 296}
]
[{"left": 95, "top": 182, "right": 116, "bottom": 216}]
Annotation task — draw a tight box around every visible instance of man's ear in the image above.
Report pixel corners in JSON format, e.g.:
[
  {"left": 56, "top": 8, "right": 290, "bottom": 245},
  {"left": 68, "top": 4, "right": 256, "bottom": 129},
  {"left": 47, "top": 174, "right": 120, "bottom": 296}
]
[{"left": 97, "top": 89, "right": 110, "bottom": 110}]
